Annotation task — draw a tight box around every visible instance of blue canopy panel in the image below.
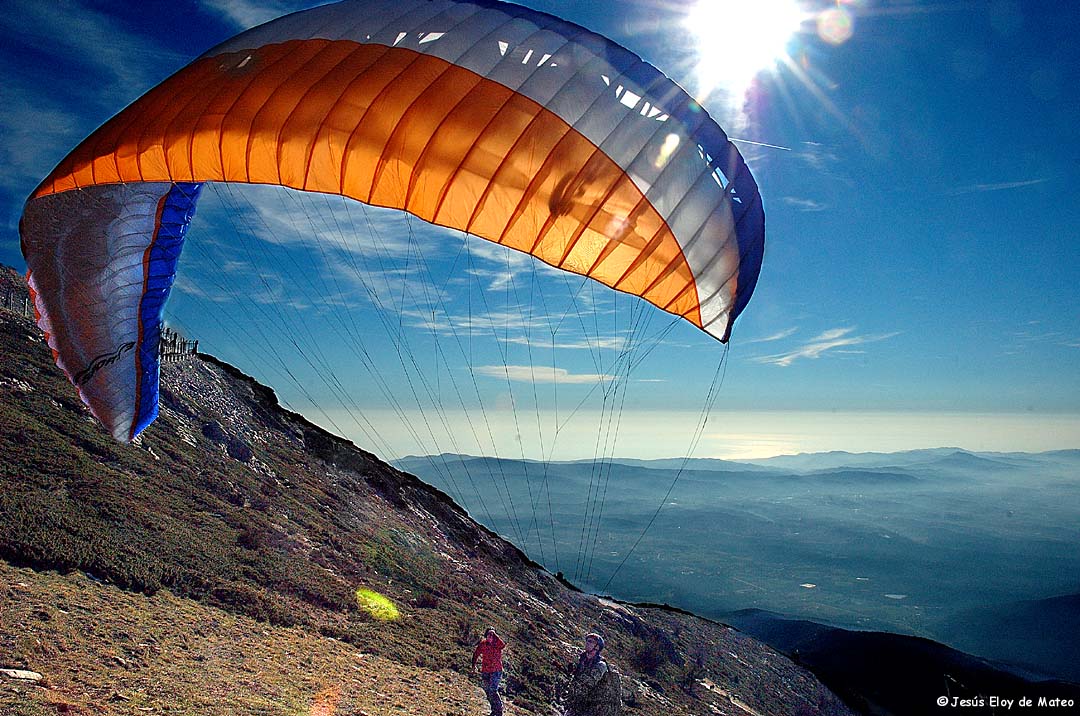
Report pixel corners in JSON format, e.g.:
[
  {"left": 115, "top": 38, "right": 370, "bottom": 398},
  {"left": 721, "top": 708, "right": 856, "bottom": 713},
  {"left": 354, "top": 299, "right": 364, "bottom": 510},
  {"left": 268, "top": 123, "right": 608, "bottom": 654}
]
[{"left": 133, "top": 182, "right": 202, "bottom": 438}]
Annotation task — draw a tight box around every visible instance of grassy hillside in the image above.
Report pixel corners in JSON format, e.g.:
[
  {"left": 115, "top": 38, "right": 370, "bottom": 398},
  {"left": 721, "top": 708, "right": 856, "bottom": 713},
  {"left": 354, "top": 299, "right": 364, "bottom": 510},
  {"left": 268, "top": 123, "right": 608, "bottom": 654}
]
[
  {"left": 1, "top": 562, "right": 491, "bottom": 716},
  {"left": 0, "top": 273, "right": 849, "bottom": 716}
]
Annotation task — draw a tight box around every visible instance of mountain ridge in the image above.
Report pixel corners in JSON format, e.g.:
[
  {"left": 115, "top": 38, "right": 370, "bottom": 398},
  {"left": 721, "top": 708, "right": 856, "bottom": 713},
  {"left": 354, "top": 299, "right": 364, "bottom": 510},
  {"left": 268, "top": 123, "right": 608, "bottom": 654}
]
[{"left": 399, "top": 446, "right": 1074, "bottom": 476}]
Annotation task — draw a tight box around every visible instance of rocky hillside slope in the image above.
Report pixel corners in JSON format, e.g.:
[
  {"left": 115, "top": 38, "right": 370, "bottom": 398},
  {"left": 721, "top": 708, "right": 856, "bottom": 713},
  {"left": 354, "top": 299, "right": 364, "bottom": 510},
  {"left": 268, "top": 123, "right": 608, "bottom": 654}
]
[{"left": 0, "top": 266, "right": 849, "bottom": 716}]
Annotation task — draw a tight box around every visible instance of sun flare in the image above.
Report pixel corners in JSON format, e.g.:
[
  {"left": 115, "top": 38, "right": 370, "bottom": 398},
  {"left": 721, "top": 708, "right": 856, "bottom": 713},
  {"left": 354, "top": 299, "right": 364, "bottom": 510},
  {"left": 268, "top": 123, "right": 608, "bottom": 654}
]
[{"left": 685, "top": 0, "right": 807, "bottom": 101}]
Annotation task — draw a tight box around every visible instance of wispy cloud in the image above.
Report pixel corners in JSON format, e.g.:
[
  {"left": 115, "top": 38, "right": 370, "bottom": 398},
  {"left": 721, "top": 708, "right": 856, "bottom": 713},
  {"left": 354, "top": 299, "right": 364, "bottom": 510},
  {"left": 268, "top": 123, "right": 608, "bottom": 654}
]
[
  {"left": 404, "top": 307, "right": 553, "bottom": 336},
  {"left": 188, "top": 185, "right": 464, "bottom": 313},
  {"left": 948, "top": 178, "right": 1049, "bottom": 195},
  {"left": 794, "top": 141, "right": 841, "bottom": 173},
  {"left": 0, "top": 102, "right": 79, "bottom": 199},
  {"left": 784, "top": 140, "right": 854, "bottom": 192},
  {"left": 474, "top": 365, "right": 613, "bottom": 384},
  {"left": 198, "top": 0, "right": 298, "bottom": 30},
  {"left": 174, "top": 253, "right": 334, "bottom": 312},
  {"left": 403, "top": 305, "right": 618, "bottom": 351},
  {"left": 205, "top": 184, "right": 431, "bottom": 257},
  {"left": 3, "top": 1, "right": 185, "bottom": 94},
  {"left": 0, "top": 1, "right": 188, "bottom": 205},
  {"left": 1010, "top": 323, "right": 1080, "bottom": 350},
  {"left": 503, "top": 335, "right": 625, "bottom": 351},
  {"left": 744, "top": 328, "right": 798, "bottom": 344},
  {"left": 460, "top": 236, "right": 568, "bottom": 292},
  {"left": 1013, "top": 328, "right": 1065, "bottom": 344},
  {"left": 205, "top": 185, "right": 589, "bottom": 309},
  {"left": 782, "top": 197, "right": 829, "bottom": 212},
  {"left": 753, "top": 327, "right": 899, "bottom": 367},
  {"left": 185, "top": 184, "right": 644, "bottom": 351}
]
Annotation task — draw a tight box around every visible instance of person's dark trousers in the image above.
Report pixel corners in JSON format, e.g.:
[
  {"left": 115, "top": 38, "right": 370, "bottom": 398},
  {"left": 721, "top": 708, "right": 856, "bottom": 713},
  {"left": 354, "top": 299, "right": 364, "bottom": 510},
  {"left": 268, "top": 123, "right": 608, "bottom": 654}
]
[{"left": 481, "top": 670, "right": 503, "bottom": 716}]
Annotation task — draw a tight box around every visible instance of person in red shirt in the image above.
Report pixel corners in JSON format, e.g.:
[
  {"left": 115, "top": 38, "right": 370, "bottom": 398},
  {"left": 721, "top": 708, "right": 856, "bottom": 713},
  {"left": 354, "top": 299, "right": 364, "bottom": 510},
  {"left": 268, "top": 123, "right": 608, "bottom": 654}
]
[{"left": 472, "top": 627, "right": 506, "bottom": 716}]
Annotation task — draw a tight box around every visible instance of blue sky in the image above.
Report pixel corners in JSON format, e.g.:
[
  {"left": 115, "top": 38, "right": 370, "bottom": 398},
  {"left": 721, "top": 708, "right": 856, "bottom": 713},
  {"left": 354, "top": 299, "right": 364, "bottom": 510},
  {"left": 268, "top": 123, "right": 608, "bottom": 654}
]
[{"left": 2, "top": 0, "right": 1078, "bottom": 459}]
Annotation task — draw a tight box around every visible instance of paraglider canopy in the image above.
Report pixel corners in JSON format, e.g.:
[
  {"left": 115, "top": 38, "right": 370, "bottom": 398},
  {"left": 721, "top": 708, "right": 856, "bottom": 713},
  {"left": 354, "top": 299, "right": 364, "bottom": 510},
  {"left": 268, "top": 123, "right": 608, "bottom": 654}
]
[{"left": 20, "top": 0, "right": 764, "bottom": 442}]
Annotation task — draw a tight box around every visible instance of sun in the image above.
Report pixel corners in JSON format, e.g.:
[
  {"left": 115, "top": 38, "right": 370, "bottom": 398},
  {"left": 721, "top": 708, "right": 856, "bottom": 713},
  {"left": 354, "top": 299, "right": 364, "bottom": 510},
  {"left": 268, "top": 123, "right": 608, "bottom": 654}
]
[{"left": 685, "top": 0, "right": 808, "bottom": 101}]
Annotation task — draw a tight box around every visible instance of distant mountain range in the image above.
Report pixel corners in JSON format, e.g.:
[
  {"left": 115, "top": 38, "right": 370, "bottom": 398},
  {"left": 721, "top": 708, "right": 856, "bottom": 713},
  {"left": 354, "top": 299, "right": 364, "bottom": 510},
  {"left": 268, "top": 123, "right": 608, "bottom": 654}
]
[
  {"left": 741, "top": 447, "right": 1080, "bottom": 473},
  {"left": 401, "top": 446, "right": 1080, "bottom": 476},
  {"left": 397, "top": 447, "right": 1080, "bottom": 707}
]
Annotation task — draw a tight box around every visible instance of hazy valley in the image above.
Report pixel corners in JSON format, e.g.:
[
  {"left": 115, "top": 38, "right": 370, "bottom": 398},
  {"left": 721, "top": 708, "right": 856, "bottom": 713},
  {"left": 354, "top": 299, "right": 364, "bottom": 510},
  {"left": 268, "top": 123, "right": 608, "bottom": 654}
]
[{"left": 397, "top": 448, "right": 1080, "bottom": 684}]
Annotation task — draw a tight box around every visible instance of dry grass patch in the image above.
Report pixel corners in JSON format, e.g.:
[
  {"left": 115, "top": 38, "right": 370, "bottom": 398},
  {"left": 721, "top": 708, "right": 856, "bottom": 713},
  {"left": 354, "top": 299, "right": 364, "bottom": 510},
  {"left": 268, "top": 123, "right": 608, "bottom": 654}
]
[{"left": 0, "top": 563, "right": 520, "bottom": 716}]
